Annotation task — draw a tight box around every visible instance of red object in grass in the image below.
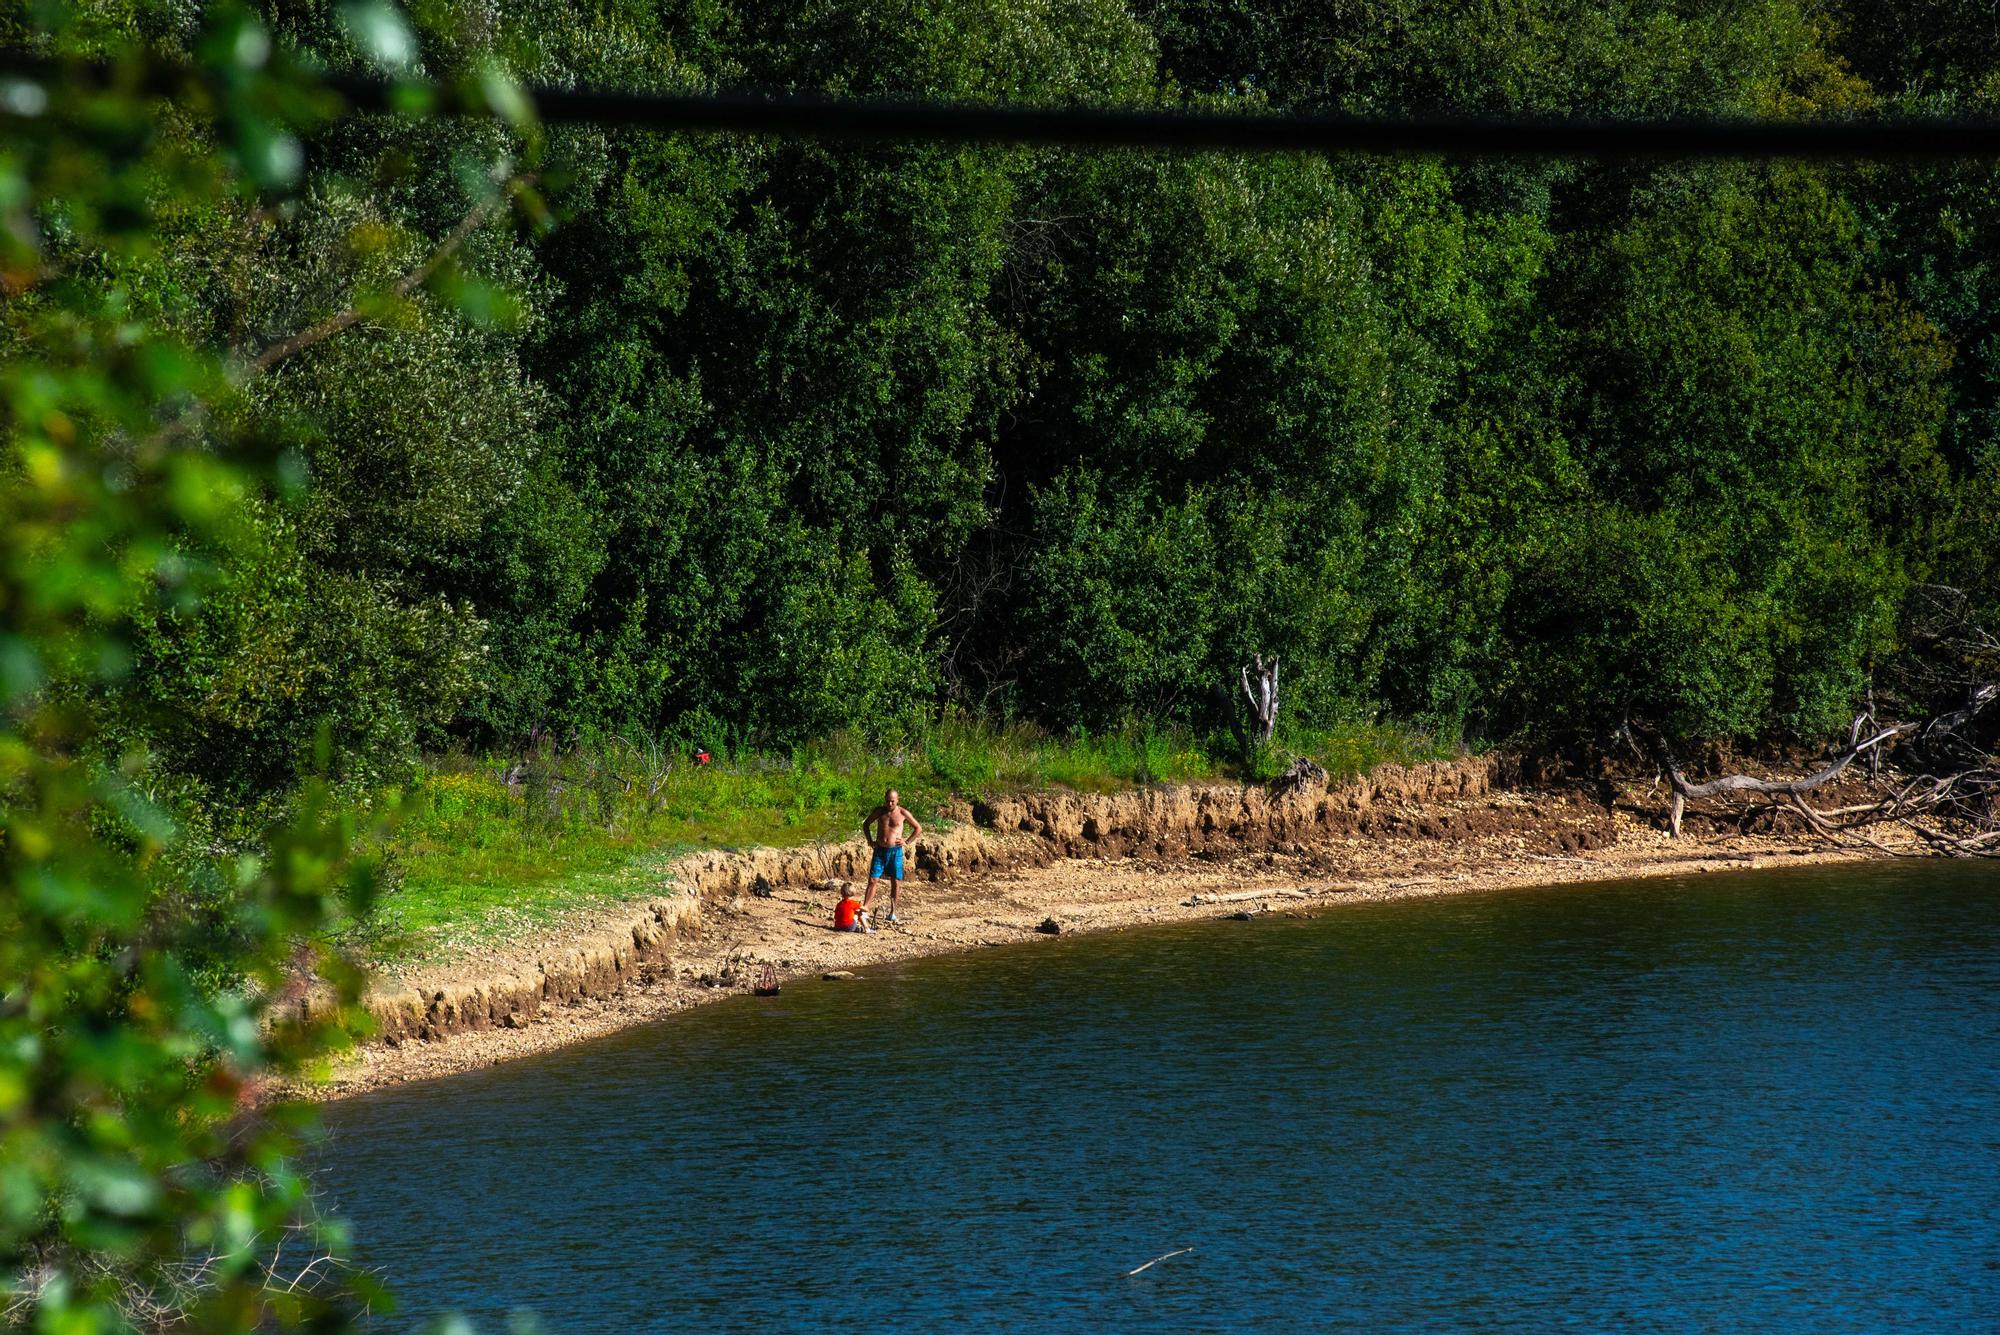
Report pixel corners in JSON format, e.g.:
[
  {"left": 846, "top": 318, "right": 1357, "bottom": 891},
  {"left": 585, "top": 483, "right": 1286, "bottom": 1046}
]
[{"left": 696, "top": 747, "right": 711, "bottom": 765}]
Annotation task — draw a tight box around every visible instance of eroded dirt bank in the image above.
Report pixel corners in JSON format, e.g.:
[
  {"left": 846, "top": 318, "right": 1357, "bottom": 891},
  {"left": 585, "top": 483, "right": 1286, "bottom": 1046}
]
[{"left": 315, "top": 757, "right": 1870, "bottom": 1098}]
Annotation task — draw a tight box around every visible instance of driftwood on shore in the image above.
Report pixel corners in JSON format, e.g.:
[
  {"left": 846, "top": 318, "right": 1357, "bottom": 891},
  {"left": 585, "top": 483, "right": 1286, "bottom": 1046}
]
[
  {"left": 1632, "top": 583, "right": 2000, "bottom": 858},
  {"left": 1639, "top": 695, "right": 1999, "bottom": 857}
]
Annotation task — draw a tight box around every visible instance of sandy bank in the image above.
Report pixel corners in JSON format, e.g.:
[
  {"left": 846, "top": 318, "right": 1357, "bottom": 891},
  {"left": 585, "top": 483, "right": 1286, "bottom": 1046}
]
[{"left": 307, "top": 759, "right": 1872, "bottom": 1099}]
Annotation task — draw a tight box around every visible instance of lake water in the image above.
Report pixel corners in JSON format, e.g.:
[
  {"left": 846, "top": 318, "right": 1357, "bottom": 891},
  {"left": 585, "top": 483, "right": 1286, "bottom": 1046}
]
[{"left": 314, "top": 862, "right": 2000, "bottom": 1332}]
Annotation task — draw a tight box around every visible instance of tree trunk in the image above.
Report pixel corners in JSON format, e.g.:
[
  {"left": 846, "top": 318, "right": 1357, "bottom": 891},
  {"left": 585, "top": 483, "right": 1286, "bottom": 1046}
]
[{"left": 1241, "top": 654, "right": 1279, "bottom": 745}]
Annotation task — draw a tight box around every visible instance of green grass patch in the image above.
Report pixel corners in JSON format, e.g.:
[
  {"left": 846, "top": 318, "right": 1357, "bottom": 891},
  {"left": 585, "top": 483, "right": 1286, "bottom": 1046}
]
[
  {"left": 354, "top": 717, "right": 1454, "bottom": 966},
  {"left": 355, "top": 842, "right": 697, "bottom": 968},
  {"left": 1252, "top": 721, "right": 1459, "bottom": 784}
]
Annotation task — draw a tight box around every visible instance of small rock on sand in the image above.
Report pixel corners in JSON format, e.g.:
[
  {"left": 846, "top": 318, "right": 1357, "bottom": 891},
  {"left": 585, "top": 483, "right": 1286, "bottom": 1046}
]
[{"left": 1037, "top": 917, "right": 1062, "bottom": 935}]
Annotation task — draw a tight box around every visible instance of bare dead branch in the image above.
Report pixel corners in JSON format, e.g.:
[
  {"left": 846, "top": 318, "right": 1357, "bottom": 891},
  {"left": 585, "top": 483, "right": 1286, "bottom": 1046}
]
[
  {"left": 1642, "top": 693, "right": 1998, "bottom": 856},
  {"left": 1650, "top": 717, "right": 1917, "bottom": 839},
  {"left": 1240, "top": 654, "right": 1279, "bottom": 745}
]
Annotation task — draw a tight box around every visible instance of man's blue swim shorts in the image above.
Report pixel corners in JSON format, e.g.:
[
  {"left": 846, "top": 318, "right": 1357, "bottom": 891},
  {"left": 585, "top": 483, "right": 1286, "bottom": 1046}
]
[{"left": 870, "top": 845, "right": 904, "bottom": 879}]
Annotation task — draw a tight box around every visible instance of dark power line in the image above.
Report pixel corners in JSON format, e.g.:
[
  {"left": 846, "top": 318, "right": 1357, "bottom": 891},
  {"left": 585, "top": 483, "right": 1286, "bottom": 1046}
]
[
  {"left": 16, "top": 54, "right": 2000, "bottom": 158},
  {"left": 324, "top": 79, "right": 2000, "bottom": 159}
]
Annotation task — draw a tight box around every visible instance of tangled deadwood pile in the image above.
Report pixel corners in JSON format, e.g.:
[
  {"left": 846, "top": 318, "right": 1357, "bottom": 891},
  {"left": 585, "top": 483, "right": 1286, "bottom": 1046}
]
[
  {"left": 1646, "top": 706, "right": 1998, "bottom": 855},
  {"left": 1638, "top": 586, "right": 2000, "bottom": 858}
]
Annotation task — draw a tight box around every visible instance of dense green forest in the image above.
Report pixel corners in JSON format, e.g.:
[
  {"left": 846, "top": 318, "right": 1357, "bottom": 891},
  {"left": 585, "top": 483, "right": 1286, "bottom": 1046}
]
[{"left": 14, "top": 0, "right": 1996, "bottom": 821}]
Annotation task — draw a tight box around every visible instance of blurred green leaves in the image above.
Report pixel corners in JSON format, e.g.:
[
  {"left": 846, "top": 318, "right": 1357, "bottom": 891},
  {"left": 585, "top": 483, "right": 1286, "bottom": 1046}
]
[
  {"left": 0, "top": 1, "right": 526, "bottom": 1328},
  {"left": 341, "top": 1, "right": 420, "bottom": 74}
]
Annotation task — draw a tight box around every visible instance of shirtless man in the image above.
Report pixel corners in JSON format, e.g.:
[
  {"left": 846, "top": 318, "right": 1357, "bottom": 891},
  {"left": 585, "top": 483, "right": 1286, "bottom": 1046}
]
[{"left": 861, "top": 788, "right": 922, "bottom": 925}]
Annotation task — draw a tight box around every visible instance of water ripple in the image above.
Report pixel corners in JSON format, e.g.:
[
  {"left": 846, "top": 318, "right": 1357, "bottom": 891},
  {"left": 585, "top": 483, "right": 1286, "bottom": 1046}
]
[{"left": 316, "top": 861, "right": 2000, "bottom": 1333}]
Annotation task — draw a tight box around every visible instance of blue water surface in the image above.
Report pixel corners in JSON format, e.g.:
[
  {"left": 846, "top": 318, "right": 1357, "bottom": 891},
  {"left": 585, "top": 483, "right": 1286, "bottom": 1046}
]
[{"left": 314, "top": 861, "right": 2000, "bottom": 1332}]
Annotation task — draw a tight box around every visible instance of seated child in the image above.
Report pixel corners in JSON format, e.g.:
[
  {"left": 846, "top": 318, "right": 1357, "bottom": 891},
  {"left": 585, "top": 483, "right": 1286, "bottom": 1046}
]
[{"left": 833, "top": 886, "right": 872, "bottom": 933}]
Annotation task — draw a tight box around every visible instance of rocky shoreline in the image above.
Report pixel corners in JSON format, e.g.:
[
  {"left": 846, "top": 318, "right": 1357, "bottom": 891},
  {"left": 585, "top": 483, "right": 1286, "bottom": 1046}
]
[{"left": 303, "top": 757, "right": 1871, "bottom": 1099}]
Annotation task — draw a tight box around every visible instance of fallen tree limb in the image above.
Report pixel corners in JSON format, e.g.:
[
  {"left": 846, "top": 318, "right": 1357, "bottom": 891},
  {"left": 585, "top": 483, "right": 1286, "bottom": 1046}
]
[
  {"left": 1642, "top": 698, "right": 1998, "bottom": 857},
  {"left": 1649, "top": 718, "right": 1917, "bottom": 839},
  {"left": 1184, "top": 888, "right": 1313, "bottom": 906}
]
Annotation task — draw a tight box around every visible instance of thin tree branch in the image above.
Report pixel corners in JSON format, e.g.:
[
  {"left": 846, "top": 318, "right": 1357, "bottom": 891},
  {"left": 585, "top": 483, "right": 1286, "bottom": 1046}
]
[
  {"left": 245, "top": 173, "right": 535, "bottom": 375},
  {"left": 143, "top": 172, "right": 535, "bottom": 449}
]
